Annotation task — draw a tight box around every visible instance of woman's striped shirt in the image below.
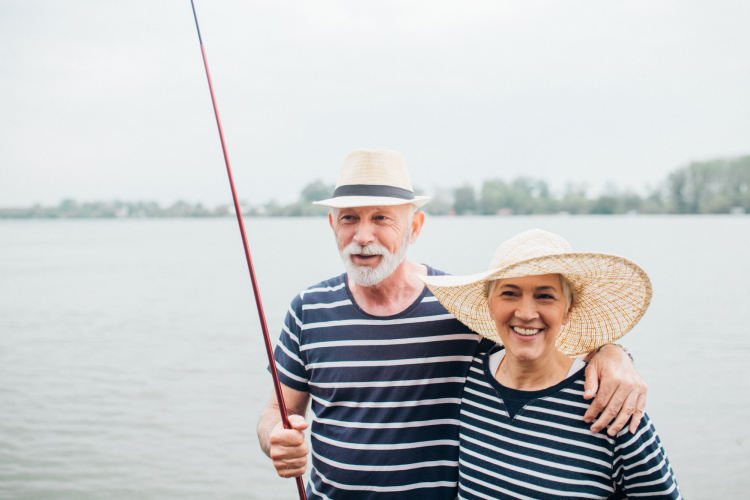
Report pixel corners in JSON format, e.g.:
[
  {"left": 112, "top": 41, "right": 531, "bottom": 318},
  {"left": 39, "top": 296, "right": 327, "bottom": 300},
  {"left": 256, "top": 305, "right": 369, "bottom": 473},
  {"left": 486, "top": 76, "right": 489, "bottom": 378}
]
[
  {"left": 458, "top": 345, "right": 681, "bottom": 500},
  {"left": 273, "top": 267, "right": 486, "bottom": 499}
]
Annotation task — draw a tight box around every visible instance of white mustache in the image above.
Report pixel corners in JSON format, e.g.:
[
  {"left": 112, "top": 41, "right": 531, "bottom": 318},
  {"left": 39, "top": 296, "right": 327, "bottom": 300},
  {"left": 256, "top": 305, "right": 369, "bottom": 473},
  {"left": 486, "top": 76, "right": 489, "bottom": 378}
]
[{"left": 342, "top": 243, "right": 390, "bottom": 259}]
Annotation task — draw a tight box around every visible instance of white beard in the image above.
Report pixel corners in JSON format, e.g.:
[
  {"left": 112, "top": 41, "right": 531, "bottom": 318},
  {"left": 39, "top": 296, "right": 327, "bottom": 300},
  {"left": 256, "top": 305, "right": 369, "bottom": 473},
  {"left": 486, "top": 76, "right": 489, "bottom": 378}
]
[{"left": 339, "top": 227, "right": 411, "bottom": 287}]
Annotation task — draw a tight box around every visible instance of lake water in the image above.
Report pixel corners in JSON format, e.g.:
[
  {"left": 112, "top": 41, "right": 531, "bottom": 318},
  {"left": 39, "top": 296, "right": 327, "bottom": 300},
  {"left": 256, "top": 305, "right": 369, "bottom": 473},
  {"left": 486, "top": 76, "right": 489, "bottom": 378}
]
[{"left": 1, "top": 215, "right": 749, "bottom": 499}]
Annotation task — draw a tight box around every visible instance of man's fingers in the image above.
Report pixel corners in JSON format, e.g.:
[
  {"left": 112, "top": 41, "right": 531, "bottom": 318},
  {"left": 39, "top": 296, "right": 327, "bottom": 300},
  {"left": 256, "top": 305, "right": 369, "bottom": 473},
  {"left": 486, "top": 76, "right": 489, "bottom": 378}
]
[
  {"left": 275, "top": 461, "right": 307, "bottom": 478},
  {"left": 273, "top": 456, "right": 308, "bottom": 469},
  {"left": 583, "top": 377, "right": 615, "bottom": 423},
  {"left": 279, "top": 468, "right": 305, "bottom": 478},
  {"left": 606, "top": 391, "right": 639, "bottom": 436},
  {"left": 270, "top": 429, "right": 306, "bottom": 448},
  {"left": 274, "top": 454, "right": 308, "bottom": 476},
  {"left": 590, "top": 386, "right": 627, "bottom": 433},
  {"left": 583, "top": 343, "right": 649, "bottom": 434},
  {"left": 270, "top": 436, "right": 308, "bottom": 458},
  {"left": 582, "top": 362, "right": 599, "bottom": 400},
  {"left": 270, "top": 440, "right": 309, "bottom": 456},
  {"left": 288, "top": 414, "right": 309, "bottom": 430},
  {"left": 628, "top": 393, "right": 647, "bottom": 434},
  {"left": 270, "top": 441, "right": 309, "bottom": 480}
]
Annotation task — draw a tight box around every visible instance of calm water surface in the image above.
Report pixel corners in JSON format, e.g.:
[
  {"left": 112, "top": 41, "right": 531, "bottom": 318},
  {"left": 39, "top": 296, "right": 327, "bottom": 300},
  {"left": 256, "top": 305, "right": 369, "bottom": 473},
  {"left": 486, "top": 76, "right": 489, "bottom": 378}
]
[{"left": 1, "top": 216, "right": 749, "bottom": 499}]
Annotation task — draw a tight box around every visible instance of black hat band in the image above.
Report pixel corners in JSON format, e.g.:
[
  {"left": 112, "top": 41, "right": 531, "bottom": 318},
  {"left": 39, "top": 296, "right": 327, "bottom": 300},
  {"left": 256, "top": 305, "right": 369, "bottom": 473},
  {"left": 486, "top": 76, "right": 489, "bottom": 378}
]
[{"left": 333, "top": 184, "right": 415, "bottom": 200}]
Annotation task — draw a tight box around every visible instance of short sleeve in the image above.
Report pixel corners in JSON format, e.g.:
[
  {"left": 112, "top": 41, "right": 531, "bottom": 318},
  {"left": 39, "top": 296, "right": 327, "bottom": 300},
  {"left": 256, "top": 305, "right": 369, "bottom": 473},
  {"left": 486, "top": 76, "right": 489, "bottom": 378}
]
[
  {"left": 612, "top": 413, "right": 681, "bottom": 498},
  {"left": 270, "top": 297, "right": 309, "bottom": 392}
]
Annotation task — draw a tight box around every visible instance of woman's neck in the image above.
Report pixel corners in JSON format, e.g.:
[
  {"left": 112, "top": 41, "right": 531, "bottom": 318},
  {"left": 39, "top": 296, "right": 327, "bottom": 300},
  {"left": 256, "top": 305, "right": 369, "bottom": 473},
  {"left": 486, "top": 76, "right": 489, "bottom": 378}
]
[{"left": 495, "top": 348, "right": 574, "bottom": 391}]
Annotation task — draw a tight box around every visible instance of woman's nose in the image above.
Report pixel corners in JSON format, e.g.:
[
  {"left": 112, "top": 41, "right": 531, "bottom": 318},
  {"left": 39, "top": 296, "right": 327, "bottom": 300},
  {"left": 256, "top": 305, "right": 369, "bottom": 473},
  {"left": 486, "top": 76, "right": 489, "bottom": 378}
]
[{"left": 516, "top": 296, "right": 538, "bottom": 321}]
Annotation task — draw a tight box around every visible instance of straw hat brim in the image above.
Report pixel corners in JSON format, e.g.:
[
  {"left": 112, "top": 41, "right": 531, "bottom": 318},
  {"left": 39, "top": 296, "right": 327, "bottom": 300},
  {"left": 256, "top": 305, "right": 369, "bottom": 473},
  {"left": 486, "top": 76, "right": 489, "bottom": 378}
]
[
  {"left": 418, "top": 252, "right": 652, "bottom": 355},
  {"left": 313, "top": 195, "right": 430, "bottom": 209}
]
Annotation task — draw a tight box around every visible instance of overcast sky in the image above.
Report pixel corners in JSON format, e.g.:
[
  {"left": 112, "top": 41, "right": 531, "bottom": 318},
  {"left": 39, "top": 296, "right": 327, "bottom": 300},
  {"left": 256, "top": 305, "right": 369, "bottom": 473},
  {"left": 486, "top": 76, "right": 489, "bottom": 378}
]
[{"left": 1, "top": 0, "right": 749, "bottom": 207}]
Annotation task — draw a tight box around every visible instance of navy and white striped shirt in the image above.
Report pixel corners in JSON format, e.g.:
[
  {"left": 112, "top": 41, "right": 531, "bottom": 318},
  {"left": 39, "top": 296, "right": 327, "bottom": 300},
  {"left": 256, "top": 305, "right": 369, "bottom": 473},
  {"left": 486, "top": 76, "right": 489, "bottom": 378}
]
[
  {"left": 458, "top": 345, "right": 681, "bottom": 500},
  {"left": 273, "top": 267, "right": 484, "bottom": 499}
]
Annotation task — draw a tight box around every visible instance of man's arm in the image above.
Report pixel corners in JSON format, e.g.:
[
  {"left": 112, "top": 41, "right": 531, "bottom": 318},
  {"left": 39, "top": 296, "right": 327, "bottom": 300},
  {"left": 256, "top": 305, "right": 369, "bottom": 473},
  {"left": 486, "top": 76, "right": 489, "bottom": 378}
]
[
  {"left": 258, "top": 384, "right": 311, "bottom": 478},
  {"left": 581, "top": 344, "right": 648, "bottom": 436}
]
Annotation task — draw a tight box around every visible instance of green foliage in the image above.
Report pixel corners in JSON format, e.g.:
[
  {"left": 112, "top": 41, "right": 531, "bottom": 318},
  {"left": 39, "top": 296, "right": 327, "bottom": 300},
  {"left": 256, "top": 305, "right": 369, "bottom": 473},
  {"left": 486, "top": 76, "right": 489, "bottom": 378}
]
[
  {"left": 0, "top": 199, "right": 222, "bottom": 218},
  {"left": 665, "top": 155, "right": 750, "bottom": 213},
  {"left": 445, "top": 155, "right": 749, "bottom": 216},
  {"left": 478, "top": 179, "right": 512, "bottom": 215},
  {"left": 265, "top": 180, "right": 334, "bottom": 216},
  {"left": 300, "top": 181, "right": 334, "bottom": 203},
  {"left": 454, "top": 184, "right": 477, "bottom": 215},
  {"left": 423, "top": 189, "right": 453, "bottom": 216},
  {"left": 3, "top": 156, "right": 748, "bottom": 218}
]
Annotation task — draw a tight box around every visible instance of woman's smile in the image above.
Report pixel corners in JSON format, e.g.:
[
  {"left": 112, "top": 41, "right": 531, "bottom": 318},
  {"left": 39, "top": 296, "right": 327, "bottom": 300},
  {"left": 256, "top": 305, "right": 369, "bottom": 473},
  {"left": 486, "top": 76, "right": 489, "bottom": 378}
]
[{"left": 510, "top": 325, "right": 544, "bottom": 340}]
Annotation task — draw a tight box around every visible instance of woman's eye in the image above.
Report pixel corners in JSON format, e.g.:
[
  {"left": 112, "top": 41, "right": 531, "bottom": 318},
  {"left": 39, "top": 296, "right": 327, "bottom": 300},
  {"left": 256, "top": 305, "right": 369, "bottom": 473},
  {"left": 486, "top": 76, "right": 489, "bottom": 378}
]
[
  {"left": 500, "top": 291, "right": 516, "bottom": 297},
  {"left": 537, "top": 294, "right": 555, "bottom": 300}
]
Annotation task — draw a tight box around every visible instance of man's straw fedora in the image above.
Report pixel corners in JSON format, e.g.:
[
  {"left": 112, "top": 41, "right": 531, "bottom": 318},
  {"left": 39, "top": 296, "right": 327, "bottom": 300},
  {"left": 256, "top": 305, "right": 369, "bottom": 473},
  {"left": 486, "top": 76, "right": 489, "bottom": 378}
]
[
  {"left": 418, "top": 229, "right": 652, "bottom": 355},
  {"left": 313, "top": 149, "right": 430, "bottom": 209}
]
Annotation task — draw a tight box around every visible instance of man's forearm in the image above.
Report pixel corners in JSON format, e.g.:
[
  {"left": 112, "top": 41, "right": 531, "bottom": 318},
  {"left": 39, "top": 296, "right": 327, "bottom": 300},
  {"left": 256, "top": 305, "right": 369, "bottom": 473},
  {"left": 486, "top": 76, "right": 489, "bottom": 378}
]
[
  {"left": 580, "top": 343, "right": 629, "bottom": 363},
  {"left": 257, "top": 402, "right": 282, "bottom": 458}
]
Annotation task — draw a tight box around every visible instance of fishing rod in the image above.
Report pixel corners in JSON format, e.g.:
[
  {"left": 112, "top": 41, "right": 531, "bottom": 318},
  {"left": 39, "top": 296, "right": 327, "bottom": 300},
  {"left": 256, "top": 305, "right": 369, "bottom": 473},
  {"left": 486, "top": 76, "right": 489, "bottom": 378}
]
[{"left": 188, "top": 2, "right": 307, "bottom": 499}]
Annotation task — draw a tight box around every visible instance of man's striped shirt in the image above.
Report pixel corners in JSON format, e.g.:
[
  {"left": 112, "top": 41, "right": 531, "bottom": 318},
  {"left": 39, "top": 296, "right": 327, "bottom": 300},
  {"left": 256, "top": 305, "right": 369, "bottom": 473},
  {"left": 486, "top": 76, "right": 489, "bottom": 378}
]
[
  {"left": 273, "top": 267, "right": 483, "bottom": 499},
  {"left": 458, "top": 345, "right": 681, "bottom": 500}
]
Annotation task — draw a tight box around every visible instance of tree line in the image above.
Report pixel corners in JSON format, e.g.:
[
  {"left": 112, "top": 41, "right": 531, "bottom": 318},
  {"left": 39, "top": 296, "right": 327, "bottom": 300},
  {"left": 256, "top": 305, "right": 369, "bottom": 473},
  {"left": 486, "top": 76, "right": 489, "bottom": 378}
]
[
  {"left": 267, "top": 154, "right": 750, "bottom": 216},
  {"left": 0, "top": 199, "right": 226, "bottom": 219},
  {"left": 2, "top": 154, "right": 747, "bottom": 218}
]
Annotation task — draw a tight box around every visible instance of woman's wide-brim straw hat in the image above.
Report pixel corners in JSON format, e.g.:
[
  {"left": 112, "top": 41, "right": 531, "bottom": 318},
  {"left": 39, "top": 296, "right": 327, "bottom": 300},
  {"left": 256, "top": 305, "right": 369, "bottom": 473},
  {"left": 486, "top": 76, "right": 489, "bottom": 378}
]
[
  {"left": 418, "top": 229, "right": 652, "bottom": 355},
  {"left": 313, "top": 149, "right": 430, "bottom": 208}
]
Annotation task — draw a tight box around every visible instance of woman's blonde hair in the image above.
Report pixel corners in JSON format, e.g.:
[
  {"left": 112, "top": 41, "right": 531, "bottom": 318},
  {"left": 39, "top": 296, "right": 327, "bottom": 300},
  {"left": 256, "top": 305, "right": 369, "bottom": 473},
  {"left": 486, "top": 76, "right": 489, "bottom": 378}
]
[{"left": 487, "top": 274, "right": 575, "bottom": 310}]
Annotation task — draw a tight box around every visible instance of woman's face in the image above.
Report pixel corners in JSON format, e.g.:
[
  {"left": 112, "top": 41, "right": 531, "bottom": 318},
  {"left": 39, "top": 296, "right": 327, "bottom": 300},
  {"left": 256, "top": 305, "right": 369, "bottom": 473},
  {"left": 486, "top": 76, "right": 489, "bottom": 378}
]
[{"left": 488, "top": 274, "right": 571, "bottom": 362}]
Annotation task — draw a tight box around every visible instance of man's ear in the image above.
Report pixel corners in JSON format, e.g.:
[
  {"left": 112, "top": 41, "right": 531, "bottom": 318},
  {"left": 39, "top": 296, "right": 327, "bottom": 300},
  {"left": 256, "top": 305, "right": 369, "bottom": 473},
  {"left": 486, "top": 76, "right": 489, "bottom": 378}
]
[
  {"left": 410, "top": 210, "right": 425, "bottom": 244},
  {"left": 328, "top": 211, "right": 334, "bottom": 229}
]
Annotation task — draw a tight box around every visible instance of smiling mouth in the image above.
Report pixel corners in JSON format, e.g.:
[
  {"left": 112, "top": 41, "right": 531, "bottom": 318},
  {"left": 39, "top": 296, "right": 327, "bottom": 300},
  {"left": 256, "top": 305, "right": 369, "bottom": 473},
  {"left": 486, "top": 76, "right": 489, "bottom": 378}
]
[{"left": 511, "top": 326, "right": 542, "bottom": 336}]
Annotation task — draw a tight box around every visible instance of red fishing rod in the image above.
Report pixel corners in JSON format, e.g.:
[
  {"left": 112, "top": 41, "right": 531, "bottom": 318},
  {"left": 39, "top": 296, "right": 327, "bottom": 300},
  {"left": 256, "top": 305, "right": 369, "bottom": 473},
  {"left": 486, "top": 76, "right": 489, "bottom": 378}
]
[{"left": 189, "top": 2, "right": 307, "bottom": 499}]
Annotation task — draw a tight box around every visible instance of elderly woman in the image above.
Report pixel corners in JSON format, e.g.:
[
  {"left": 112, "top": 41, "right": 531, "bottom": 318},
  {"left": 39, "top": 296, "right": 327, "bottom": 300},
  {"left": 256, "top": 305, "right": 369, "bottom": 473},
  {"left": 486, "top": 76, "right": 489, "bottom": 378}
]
[{"left": 419, "top": 229, "right": 680, "bottom": 499}]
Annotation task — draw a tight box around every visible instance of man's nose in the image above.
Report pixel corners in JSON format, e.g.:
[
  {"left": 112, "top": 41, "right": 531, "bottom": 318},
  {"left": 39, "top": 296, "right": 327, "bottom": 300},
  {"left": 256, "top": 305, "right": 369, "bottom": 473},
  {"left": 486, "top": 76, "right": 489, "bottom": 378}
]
[{"left": 353, "top": 220, "right": 376, "bottom": 246}]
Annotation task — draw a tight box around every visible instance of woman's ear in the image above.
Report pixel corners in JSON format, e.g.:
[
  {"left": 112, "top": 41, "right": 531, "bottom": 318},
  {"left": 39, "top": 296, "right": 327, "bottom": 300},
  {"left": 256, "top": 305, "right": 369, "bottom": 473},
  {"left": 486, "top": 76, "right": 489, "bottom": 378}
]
[
  {"left": 487, "top": 298, "right": 495, "bottom": 320},
  {"left": 562, "top": 304, "right": 573, "bottom": 326}
]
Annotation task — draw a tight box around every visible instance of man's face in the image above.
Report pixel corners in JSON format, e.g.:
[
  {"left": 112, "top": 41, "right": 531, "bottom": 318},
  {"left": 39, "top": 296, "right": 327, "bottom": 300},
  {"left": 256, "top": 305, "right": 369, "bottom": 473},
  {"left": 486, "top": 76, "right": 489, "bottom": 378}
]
[{"left": 330, "top": 205, "right": 414, "bottom": 286}]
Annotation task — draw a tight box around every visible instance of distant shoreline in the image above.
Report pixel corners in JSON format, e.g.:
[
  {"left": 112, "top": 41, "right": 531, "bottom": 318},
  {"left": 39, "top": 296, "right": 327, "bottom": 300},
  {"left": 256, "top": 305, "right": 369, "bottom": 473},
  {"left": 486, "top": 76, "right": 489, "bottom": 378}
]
[
  {"left": 3, "top": 153, "right": 748, "bottom": 218},
  {"left": 1, "top": 211, "right": 746, "bottom": 219}
]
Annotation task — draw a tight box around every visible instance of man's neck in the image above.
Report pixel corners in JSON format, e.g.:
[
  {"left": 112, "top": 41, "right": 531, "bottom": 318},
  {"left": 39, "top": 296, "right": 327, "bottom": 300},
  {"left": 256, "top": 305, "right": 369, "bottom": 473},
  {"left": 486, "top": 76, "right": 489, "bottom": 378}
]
[{"left": 348, "top": 260, "right": 428, "bottom": 317}]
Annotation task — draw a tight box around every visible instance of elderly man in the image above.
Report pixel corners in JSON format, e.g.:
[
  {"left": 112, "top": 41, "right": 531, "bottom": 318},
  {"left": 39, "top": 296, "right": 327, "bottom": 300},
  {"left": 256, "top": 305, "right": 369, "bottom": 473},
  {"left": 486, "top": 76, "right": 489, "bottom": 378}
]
[{"left": 257, "top": 149, "right": 647, "bottom": 500}]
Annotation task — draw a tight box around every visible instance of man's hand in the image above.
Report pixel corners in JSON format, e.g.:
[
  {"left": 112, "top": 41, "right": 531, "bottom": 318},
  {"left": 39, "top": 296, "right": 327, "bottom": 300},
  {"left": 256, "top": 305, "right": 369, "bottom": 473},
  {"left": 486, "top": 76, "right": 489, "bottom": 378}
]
[
  {"left": 257, "top": 384, "right": 311, "bottom": 477},
  {"left": 269, "top": 414, "right": 309, "bottom": 478},
  {"left": 582, "top": 344, "right": 647, "bottom": 436}
]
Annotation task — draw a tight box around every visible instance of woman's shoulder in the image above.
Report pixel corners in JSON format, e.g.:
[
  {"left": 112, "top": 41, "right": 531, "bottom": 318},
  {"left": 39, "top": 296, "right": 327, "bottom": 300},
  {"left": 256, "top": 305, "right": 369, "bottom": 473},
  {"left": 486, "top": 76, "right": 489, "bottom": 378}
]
[{"left": 538, "top": 368, "right": 591, "bottom": 409}]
